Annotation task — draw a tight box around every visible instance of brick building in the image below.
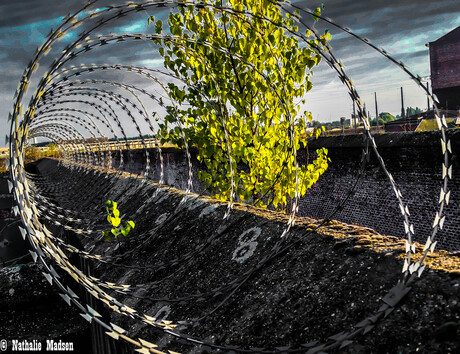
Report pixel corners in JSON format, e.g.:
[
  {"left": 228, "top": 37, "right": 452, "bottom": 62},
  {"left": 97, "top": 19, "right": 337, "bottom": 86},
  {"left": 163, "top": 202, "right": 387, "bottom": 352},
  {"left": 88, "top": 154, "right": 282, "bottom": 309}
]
[{"left": 429, "top": 26, "right": 460, "bottom": 110}]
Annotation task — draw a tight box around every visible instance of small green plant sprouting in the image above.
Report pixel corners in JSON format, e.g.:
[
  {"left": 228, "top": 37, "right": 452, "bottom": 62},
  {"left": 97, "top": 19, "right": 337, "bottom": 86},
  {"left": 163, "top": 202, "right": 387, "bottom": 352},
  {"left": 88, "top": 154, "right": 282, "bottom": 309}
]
[{"left": 102, "top": 200, "right": 135, "bottom": 242}]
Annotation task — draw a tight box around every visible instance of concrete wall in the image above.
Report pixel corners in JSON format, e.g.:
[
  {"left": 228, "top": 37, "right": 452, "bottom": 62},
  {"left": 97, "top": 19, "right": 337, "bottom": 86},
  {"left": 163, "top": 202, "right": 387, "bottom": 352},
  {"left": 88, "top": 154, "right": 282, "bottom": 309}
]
[
  {"left": 301, "top": 131, "right": 460, "bottom": 251},
  {"left": 103, "top": 131, "right": 460, "bottom": 251}
]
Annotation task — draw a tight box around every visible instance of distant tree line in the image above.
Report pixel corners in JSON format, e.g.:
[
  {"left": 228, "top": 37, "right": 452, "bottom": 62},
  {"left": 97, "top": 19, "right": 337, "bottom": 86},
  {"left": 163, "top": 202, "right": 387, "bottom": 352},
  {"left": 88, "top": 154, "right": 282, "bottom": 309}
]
[{"left": 310, "top": 106, "right": 424, "bottom": 130}]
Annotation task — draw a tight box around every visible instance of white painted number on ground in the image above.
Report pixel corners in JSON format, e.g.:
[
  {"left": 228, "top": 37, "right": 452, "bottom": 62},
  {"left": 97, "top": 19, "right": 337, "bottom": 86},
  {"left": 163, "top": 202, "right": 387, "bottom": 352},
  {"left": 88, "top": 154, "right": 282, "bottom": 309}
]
[{"left": 232, "top": 227, "right": 262, "bottom": 264}]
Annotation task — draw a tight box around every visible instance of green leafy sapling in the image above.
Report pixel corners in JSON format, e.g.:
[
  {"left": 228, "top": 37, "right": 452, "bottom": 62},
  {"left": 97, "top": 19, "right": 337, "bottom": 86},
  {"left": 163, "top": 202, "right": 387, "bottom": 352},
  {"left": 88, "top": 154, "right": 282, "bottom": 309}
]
[
  {"left": 149, "top": 0, "right": 331, "bottom": 211},
  {"left": 102, "top": 200, "right": 135, "bottom": 241}
]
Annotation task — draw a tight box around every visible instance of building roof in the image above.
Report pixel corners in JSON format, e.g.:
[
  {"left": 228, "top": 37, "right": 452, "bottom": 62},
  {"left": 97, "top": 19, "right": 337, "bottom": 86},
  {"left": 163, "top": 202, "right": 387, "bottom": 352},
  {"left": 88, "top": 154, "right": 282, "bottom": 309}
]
[{"left": 429, "top": 26, "right": 460, "bottom": 44}]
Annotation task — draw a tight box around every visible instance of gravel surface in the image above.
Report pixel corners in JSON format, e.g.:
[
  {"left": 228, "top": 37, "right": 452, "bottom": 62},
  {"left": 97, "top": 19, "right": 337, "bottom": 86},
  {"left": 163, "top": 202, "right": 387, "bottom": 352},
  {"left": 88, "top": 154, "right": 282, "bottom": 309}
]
[
  {"left": 2, "top": 159, "right": 458, "bottom": 353},
  {"left": 86, "top": 185, "right": 460, "bottom": 353},
  {"left": 0, "top": 263, "right": 91, "bottom": 352}
]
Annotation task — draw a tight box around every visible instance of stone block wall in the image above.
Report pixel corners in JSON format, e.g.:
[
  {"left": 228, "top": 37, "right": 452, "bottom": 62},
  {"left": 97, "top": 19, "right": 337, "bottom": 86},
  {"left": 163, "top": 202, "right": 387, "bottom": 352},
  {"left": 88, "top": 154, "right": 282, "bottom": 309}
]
[
  {"left": 300, "top": 131, "right": 460, "bottom": 251},
  {"left": 105, "top": 131, "right": 460, "bottom": 251}
]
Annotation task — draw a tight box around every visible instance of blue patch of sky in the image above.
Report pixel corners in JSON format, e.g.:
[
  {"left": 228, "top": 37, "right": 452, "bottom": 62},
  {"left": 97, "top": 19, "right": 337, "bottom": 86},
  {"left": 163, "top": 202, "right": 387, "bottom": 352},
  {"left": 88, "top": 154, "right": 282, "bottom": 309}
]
[
  {"left": 0, "top": 6, "right": 126, "bottom": 52},
  {"left": 0, "top": 17, "right": 62, "bottom": 44},
  {"left": 120, "top": 21, "right": 147, "bottom": 34},
  {"left": 0, "top": 15, "right": 83, "bottom": 52}
]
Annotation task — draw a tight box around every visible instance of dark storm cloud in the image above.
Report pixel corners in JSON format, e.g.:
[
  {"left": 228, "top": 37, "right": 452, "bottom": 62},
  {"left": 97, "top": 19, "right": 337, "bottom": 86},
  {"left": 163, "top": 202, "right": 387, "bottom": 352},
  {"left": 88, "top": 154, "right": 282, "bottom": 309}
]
[
  {"left": 0, "top": 0, "right": 83, "bottom": 29},
  {"left": 293, "top": 0, "right": 459, "bottom": 49},
  {"left": 295, "top": 0, "right": 457, "bottom": 24}
]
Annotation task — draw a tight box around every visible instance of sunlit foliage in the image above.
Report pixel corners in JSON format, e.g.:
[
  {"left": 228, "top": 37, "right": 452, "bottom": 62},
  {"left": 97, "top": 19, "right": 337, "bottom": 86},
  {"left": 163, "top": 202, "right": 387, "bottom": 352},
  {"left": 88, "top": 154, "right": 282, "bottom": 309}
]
[{"left": 150, "top": 0, "right": 330, "bottom": 210}]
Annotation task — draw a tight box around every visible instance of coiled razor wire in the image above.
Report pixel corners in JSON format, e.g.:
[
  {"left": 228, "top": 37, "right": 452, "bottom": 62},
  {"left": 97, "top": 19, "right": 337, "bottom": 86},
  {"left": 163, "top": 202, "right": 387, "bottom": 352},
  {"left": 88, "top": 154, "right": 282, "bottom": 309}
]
[{"left": 6, "top": 0, "right": 453, "bottom": 352}]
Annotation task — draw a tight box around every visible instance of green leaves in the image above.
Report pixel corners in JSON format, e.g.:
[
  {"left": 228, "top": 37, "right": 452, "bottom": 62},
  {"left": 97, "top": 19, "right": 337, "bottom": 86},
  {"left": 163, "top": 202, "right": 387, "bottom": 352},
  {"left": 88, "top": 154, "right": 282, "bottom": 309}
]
[
  {"left": 121, "top": 220, "right": 135, "bottom": 236},
  {"left": 102, "top": 230, "right": 111, "bottom": 241},
  {"left": 155, "top": 20, "right": 163, "bottom": 34},
  {"left": 106, "top": 200, "right": 117, "bottom": 210},
  {"left": 150, "top": 0, "right": 331, "bottom": 211},
  {"left": 313, "top": 4, "right": 325, "bottom": 21},
  {"left": 112, "top": 217, "right": 121, "bottom": 227},
  {"left": 102, "top": 200, "right": 135, "bottom": 241}
]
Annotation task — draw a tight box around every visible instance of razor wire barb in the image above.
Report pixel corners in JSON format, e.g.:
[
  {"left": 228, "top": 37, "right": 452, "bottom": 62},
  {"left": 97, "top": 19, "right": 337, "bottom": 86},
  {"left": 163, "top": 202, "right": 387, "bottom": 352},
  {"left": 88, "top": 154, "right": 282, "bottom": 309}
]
[{"left": 6, "top": 0, "right": 452, "bottom": 352}]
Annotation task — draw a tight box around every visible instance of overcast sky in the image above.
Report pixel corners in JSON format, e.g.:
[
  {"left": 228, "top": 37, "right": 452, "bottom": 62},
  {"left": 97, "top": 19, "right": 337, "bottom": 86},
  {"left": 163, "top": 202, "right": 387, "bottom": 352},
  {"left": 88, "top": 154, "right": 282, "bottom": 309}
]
[{"left": 0, "top": 0, "right": 459, "bottom": 145}]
